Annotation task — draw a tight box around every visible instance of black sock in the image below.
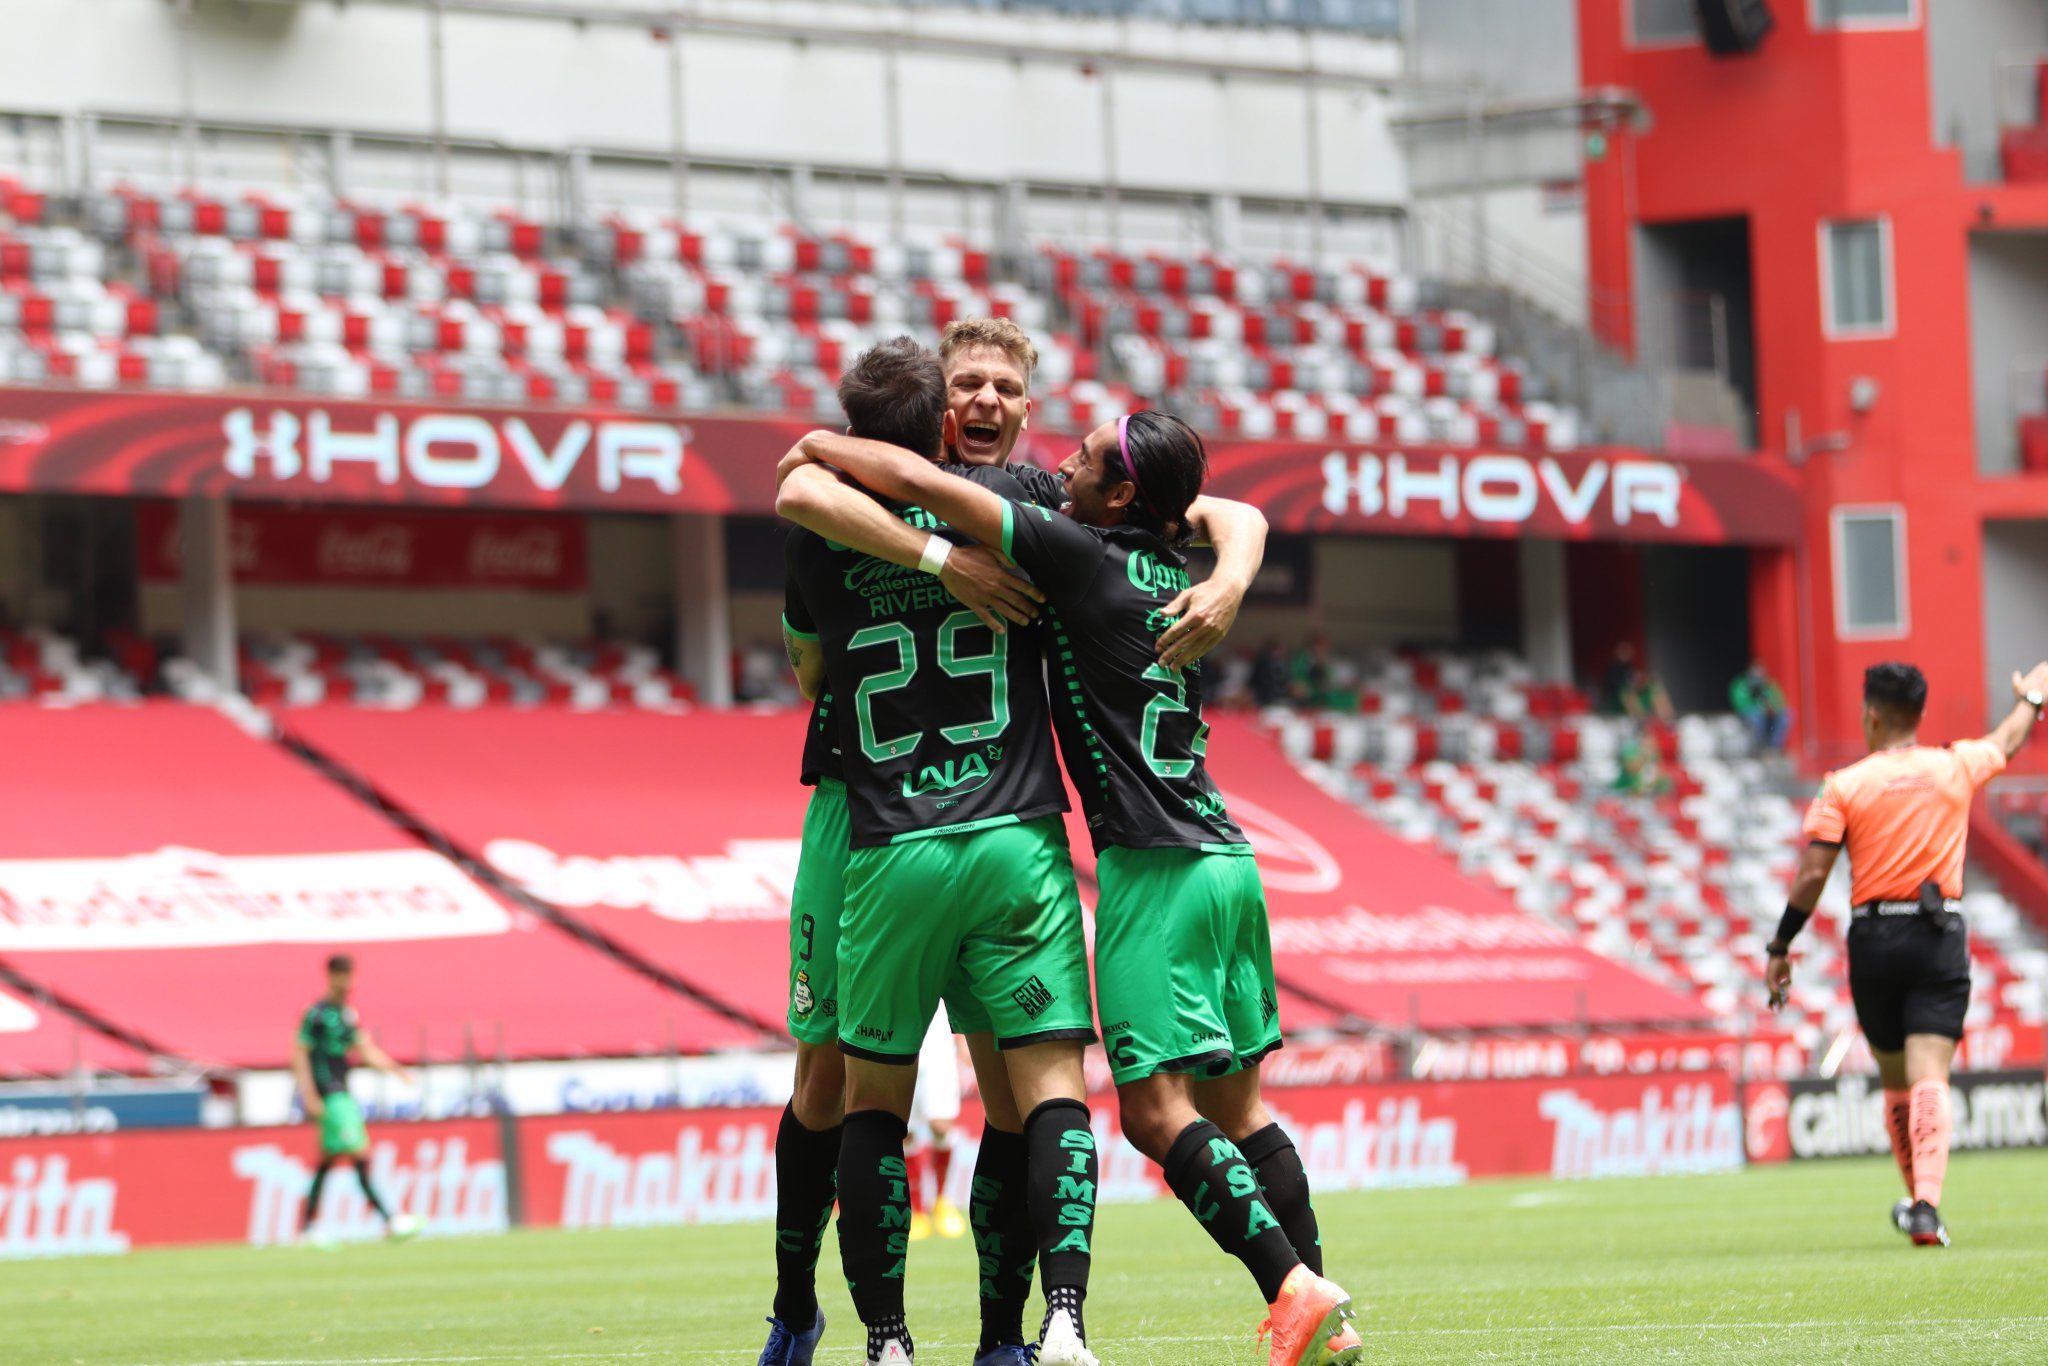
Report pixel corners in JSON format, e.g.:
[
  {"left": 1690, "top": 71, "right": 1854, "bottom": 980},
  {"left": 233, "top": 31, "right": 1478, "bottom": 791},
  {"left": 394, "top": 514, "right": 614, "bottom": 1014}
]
[
  {"left": 1025, "top": 1099, "right": 1096, "bottom": 1314},
  {"left": 1239, "top": 1121, "right": 1322, "bottom": 1275},
  {"left": 837, "top": 1110, "right": 912, "bottom": 1334},
  {"left": 865, "top": 1316, "right": 912, "bottom": 1361},
  {"left": 771, "top": 1103, "right": 843, "bottom": 1327},
  {"left": 970, "top": 1126, "right": 1035, "bottom": 1354},
  {"left": 352, "top": 1158, "right": 391, "bottom": 1221},
  {"left": 302, "top": 1158, "right": 336, "bottom": 1230},
  {"left": 1163, "top": 1120, "right": 1299, "bottom": 1303}
]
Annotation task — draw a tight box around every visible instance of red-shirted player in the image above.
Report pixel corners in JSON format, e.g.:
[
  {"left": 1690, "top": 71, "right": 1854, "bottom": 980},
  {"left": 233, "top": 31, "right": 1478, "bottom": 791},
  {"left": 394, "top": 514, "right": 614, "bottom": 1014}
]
[{"left": 1767, "top": 660, "right": 2047, "bottom": 1247}]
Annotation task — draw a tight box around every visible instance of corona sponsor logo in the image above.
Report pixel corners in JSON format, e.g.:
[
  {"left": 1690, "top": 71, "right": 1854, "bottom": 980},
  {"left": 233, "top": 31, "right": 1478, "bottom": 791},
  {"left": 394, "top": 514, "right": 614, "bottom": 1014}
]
[{"left": 1320, "top": 452, "right": 1682, "bottom": 528}]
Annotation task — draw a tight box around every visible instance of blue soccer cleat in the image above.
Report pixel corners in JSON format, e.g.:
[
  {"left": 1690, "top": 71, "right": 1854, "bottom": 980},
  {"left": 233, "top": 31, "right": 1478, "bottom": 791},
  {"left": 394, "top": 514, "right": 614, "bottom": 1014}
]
[
  {"left": 972, "top": 1346, "right": 1037, "bottom": 1366},
  {"left": 757, "top": 1309, "right": 826, "bottom": 1366}
]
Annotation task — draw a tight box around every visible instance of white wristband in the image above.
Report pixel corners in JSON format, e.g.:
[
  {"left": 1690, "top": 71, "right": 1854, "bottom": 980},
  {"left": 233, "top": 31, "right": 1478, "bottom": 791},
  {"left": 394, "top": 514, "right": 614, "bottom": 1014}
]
[{"left": 919, "top": 535, "right": 953, "bottom": 576}]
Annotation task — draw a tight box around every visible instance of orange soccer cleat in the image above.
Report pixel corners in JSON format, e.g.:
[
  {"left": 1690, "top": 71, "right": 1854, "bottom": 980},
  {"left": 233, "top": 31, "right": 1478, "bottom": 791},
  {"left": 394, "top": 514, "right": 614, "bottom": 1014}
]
[
  {"left": 1259, "top": 1265, "right": 1357, "bottom": 1366},
  {"left": 1324, "top": 1319, "right": 1364, "bottom": 1364}
]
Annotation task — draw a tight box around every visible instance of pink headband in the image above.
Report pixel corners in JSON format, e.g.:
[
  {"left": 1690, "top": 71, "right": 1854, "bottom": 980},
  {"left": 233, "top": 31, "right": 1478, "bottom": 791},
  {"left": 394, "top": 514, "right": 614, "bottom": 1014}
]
[{"left": 1115, "top": 412, "right": 1157, "bottom": 516}]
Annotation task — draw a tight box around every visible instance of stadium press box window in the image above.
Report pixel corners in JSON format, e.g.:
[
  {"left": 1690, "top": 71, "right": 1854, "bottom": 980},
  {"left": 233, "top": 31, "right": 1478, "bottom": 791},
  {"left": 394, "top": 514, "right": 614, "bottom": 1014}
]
[
  {"left": 1629, "top": 0, "right": 1699, "bottom": 46},
  {"left": 1821, "top": 218, "right": 1895, "bottom": 338},
  {"left": 1811, "top": 0, "right": 1917, "bottom": 31}
]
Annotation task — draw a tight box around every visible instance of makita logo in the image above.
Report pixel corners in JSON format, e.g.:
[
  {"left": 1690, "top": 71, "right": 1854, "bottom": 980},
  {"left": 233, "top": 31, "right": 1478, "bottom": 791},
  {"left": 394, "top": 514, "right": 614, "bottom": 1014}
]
[
  {"left": 0, "top": 1155, "right": 130, "bottom": 1258},
  {"left": 1285, "top": 1097, "right": 1466, "bottom": 1189},
  {"left": 1785, "top": 1073, "right": 2048, "bottom": 1160},
  {"left": 1539, "top": 1085, "right": 1743, "bottom": 1179},
  {"left": 1321, "top": 453, "right": 1681, "bottom": 528},
  {"left": 222, "top": 409, "right": 684, "bottom": 495},
  {"left": 482, "top": 837, "right": 797, "bottom": 924},
  {"left": 233, "top": 1138, "right": 507, "bottom": 1246},
  {"left": 546, "top": 1123, "right": 775, "bottom": 1228}
]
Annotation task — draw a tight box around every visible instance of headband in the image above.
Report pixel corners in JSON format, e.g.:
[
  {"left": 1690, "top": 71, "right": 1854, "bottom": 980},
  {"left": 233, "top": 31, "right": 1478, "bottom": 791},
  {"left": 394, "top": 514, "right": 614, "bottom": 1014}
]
[{"left": 1114, "top": 413, "right": 1159, "bottom": 517}]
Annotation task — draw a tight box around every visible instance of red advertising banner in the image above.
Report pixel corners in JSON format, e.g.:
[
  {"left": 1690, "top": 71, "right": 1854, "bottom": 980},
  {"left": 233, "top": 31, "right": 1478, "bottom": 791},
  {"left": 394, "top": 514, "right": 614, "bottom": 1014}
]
[
  {"left": 0, "top": 1119, "right": 505, "bottom": 1257},
  {"left": 0, "top": 1071, "right": 1742, "bottom": 1255},
  {"left": 135, "top": 501, "right": 588, "bottom": 591},
  {"left": 0, "top": 386, "right": 1800, "bottom": 544}
]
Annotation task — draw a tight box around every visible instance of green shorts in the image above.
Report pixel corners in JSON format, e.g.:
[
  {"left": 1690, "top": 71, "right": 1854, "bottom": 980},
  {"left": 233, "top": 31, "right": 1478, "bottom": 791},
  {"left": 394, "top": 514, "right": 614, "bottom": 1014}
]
[
  {"left": 1094, "top": 844, "right": 1282, "bottom": 1087},
  {"left": 838, "top": 816, "right": 1096, "bottom": 1062},
  {"left": 319, "top": 1092, "right": 368, "bottom": 1156},
  {"left": 787, "top": 779, "right": 850, "bottom": 1046}
]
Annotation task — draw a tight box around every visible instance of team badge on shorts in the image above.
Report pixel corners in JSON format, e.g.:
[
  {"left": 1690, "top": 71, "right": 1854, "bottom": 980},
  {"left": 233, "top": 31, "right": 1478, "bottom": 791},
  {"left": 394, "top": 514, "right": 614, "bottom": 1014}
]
[{"left": 794, "top": 968, "right": 815, "bottom": 1017}]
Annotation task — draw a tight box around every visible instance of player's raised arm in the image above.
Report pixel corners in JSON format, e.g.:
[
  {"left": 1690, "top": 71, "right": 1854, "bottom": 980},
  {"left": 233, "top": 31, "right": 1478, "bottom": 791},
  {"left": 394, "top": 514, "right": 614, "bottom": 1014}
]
[
  {"left": 1982, "top": 662, "right": 2048, "bottom": 760},
  {"left": 775, "top": 449, "right": 1042, "bottom": 633},
  {"left": 1158, "top": 495, "right": 1267, "bottom": 671},
  {"left": 794, "top": 429, "right": 1013, "bottom": 553}
]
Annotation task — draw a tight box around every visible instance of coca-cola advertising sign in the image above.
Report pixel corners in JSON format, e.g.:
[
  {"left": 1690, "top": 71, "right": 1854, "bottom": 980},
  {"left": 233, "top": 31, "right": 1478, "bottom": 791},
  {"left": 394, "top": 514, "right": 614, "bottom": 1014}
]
[
  {"left": 136, "top": 503, "right": 587, "bottom": 592},
  {"left": 0, "top": 387, "right": 1798, "bottom": 543}
]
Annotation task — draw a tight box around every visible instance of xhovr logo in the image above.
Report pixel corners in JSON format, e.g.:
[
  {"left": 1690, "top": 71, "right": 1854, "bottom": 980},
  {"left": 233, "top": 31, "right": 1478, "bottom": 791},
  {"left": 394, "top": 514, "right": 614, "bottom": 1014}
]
[{"left": 1126, "top": 550, "right": 1191, "bottom": 597}]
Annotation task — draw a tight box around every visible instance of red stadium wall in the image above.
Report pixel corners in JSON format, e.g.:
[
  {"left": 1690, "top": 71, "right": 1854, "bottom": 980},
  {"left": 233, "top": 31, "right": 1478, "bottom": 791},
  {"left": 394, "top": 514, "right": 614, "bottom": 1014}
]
[{"left": 1580, "top": 1, "right": 2048, "bottom": 766}]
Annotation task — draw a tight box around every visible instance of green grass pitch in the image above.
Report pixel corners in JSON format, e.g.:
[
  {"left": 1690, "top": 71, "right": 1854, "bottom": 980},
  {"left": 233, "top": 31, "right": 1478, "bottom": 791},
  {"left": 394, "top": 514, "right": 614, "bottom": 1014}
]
[{"left": 8, "top": 1151, "right": 2048, "bottom": 1364}]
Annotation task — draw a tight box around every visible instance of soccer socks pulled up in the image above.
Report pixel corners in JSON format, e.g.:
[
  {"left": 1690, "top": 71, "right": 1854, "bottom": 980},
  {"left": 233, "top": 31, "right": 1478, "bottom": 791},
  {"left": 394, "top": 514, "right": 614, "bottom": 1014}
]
[
  {"left": 352, "top": 1157, "right": 391, "bottom": 1221},
  {"left": 837, "top": 1110, "right": 913, "bottom": 1335},
  {"left": 1162, "top": 1120, "right": 1300, "bottom": 1304},
  {"left": 1883, "top": 1088, "right": 1916, "bottom": 1197},
  {"left": 1237, "top": 1121, "right": 1322, "bottom": 1276},
  {"left": 1910, "top": 1079, "right": 1952, "bottom": 1209},
  {"left": 970, "top": 1125, "right": 1036, "bottom": 1355},
  {"left": 1024, "top": 1098, "right": 1097, "bottom": 1317},
  {"left": 771, "top": 1102, "right": 843, "bottom": 1327},
  {"left": 302, "top": 1157, "right": 336, "bottom": 1230}
]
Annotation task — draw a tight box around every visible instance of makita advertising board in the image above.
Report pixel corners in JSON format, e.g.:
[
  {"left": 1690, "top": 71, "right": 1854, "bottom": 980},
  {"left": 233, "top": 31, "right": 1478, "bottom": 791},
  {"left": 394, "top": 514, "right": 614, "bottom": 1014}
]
[
  {"left": 1743, "top": 1070, "right": 2048, "bottom": 1165},
  {"left": 0, "top": 1072, "right": 1740, "bottom": 1256},
  {"left": 0, "top": 387, "right": 1797, "bottom": 544}
]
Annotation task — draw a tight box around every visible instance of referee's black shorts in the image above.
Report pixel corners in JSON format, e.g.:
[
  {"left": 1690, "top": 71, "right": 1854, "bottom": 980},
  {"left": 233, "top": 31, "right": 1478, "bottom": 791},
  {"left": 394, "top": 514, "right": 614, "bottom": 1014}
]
[{"left": 1846, "top": 912, "right": 1971, "bottom": 1052}]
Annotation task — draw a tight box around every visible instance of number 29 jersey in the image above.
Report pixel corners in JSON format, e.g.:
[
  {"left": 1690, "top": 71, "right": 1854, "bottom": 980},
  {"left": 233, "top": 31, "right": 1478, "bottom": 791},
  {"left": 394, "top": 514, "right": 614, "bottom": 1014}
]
[{"left": 783, "top": 465, "right": 1067, "bottom": 849}]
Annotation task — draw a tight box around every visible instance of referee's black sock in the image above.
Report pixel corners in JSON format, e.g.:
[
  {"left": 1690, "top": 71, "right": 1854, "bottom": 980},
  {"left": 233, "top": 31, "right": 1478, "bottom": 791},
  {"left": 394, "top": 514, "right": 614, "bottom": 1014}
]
[
  {"left": 771, "top": 1102, "right": 843, "bottom": 1328},
  {"left": 302, "top": 1158, "right": 336, "bottom": 1231},
  {"left": 1163, "top": 1120, "right": 1299, "bottom": 1304},
  {"left": 1238, "top": 1121, "right": 1323, "bottom": 1275},
  {"left": 1025, "top": 1098, "right": 1096, "bottom": 1338},
  {"left": 969, "top": 1125, "right": 1035, "bottom": 1354},
  {"left": 836, "top": 1110, "right": 913, "bottom": 1342},
  {"left": 351, "top": 1157, "right": 391, "bottom": 1221}
]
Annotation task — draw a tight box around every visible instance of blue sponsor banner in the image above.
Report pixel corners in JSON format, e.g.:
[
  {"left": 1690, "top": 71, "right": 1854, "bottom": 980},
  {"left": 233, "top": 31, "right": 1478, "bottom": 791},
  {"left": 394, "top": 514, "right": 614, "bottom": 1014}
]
[{"left": 0, "top": 1087, "right": 207, "bottom": 1136}]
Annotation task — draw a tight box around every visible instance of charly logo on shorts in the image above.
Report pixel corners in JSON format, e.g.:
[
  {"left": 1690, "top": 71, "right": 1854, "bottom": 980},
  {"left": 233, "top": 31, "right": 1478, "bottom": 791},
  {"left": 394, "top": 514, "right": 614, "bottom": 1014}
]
[
  {"left": 793, "top": 969, "right": 815, "bottom": 1017},
  {"left": 1013, "top": 976, "right": 1055, "bottom": 1020}
]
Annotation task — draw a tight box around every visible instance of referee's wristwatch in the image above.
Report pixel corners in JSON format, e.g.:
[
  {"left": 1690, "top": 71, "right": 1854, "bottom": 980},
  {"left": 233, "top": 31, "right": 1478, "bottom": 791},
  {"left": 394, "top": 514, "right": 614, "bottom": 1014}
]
[{"left": 1766, "top": 939, "right": 1792, "bottom": 959}]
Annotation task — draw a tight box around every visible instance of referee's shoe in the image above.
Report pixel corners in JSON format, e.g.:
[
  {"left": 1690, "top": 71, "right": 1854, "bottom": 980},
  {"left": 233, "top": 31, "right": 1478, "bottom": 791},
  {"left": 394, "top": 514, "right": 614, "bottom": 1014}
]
[{"left": 1904, "top": 1200, "right": 1951, "bottom": 1248}]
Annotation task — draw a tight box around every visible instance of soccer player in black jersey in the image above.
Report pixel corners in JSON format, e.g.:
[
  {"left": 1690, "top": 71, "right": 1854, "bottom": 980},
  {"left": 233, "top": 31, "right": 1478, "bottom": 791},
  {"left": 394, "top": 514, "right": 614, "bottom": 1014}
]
[
  {"left": 779, "top": 339, "right": 1100, "bottom": 1366},
  {"left": 782, "top": 413, "right": 1361, "bottom": 1366},
  {"left": 937, "top": 317, "right": 1265, "bottom": 672},
  {"left": 293, "top": 954, "right": 418, "bottom": 1247}
]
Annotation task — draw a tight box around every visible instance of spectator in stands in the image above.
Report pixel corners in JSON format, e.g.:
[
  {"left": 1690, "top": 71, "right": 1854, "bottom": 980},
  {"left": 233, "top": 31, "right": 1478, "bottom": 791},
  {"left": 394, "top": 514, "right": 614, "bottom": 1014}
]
[
  {"left": 1249, "top": 639, "right": 1288, "bottom": 708},
  {"left": 1613, "top": 729, "right": 1672, "bottom": 796},
  {"left": 1731, "top": 660, "right": 1791, "bottom": 753},
  {"left": 1289, "top": 634, "right": 1330, "bottom": 707},
  {"left": 1601, "top": 642, "right": 1673, "bottom": 724}
]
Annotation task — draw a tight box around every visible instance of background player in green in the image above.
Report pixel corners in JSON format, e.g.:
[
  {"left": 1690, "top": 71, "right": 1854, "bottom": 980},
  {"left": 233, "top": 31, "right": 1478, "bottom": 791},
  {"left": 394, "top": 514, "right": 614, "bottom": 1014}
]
[
  {"left": 781, "top": 413, "right": 1361, "bottom": 1366},
  {"left": 292, "top": 953, "right": 418, "bottom": 1246},
  {"left": 760, "top": 466, "right": 1042, "bottom": 1366},
  {"left": 779, "top": 339, "right": 1100, "bottom": 1366}
]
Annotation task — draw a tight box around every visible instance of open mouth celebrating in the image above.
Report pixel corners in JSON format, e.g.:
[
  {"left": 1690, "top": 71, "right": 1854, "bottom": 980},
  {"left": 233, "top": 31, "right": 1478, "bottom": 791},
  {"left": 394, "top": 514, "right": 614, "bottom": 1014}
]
[{"left": 957, "top": 420, "right": 1004, "bottom": 459}]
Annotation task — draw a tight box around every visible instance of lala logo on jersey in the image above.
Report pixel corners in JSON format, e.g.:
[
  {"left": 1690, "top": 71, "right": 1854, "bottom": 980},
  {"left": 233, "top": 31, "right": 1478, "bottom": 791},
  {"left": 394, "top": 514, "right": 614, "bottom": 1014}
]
[{"left": 900, "top": 745, "right": 1002, "bottom": 800}]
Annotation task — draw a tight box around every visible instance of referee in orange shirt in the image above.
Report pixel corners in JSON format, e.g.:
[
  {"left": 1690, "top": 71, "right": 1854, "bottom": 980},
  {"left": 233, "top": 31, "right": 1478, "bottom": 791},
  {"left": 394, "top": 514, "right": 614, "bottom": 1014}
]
[{"left": 1767, "top": 660, "right": 2046, "bottom": 1247}]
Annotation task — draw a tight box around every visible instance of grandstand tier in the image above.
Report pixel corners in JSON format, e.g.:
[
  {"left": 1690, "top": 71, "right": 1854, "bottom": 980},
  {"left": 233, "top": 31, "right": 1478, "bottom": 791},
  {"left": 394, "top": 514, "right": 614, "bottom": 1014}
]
[
  {"left": 1201, "top": 715, "right": 1710, "bottom": 1032},
  {"left": 0, "top": 980, "right": 156, "bottom": 1079},
  {"left": 0, "top": 704, "right": 768, "bottom": 1070}
]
